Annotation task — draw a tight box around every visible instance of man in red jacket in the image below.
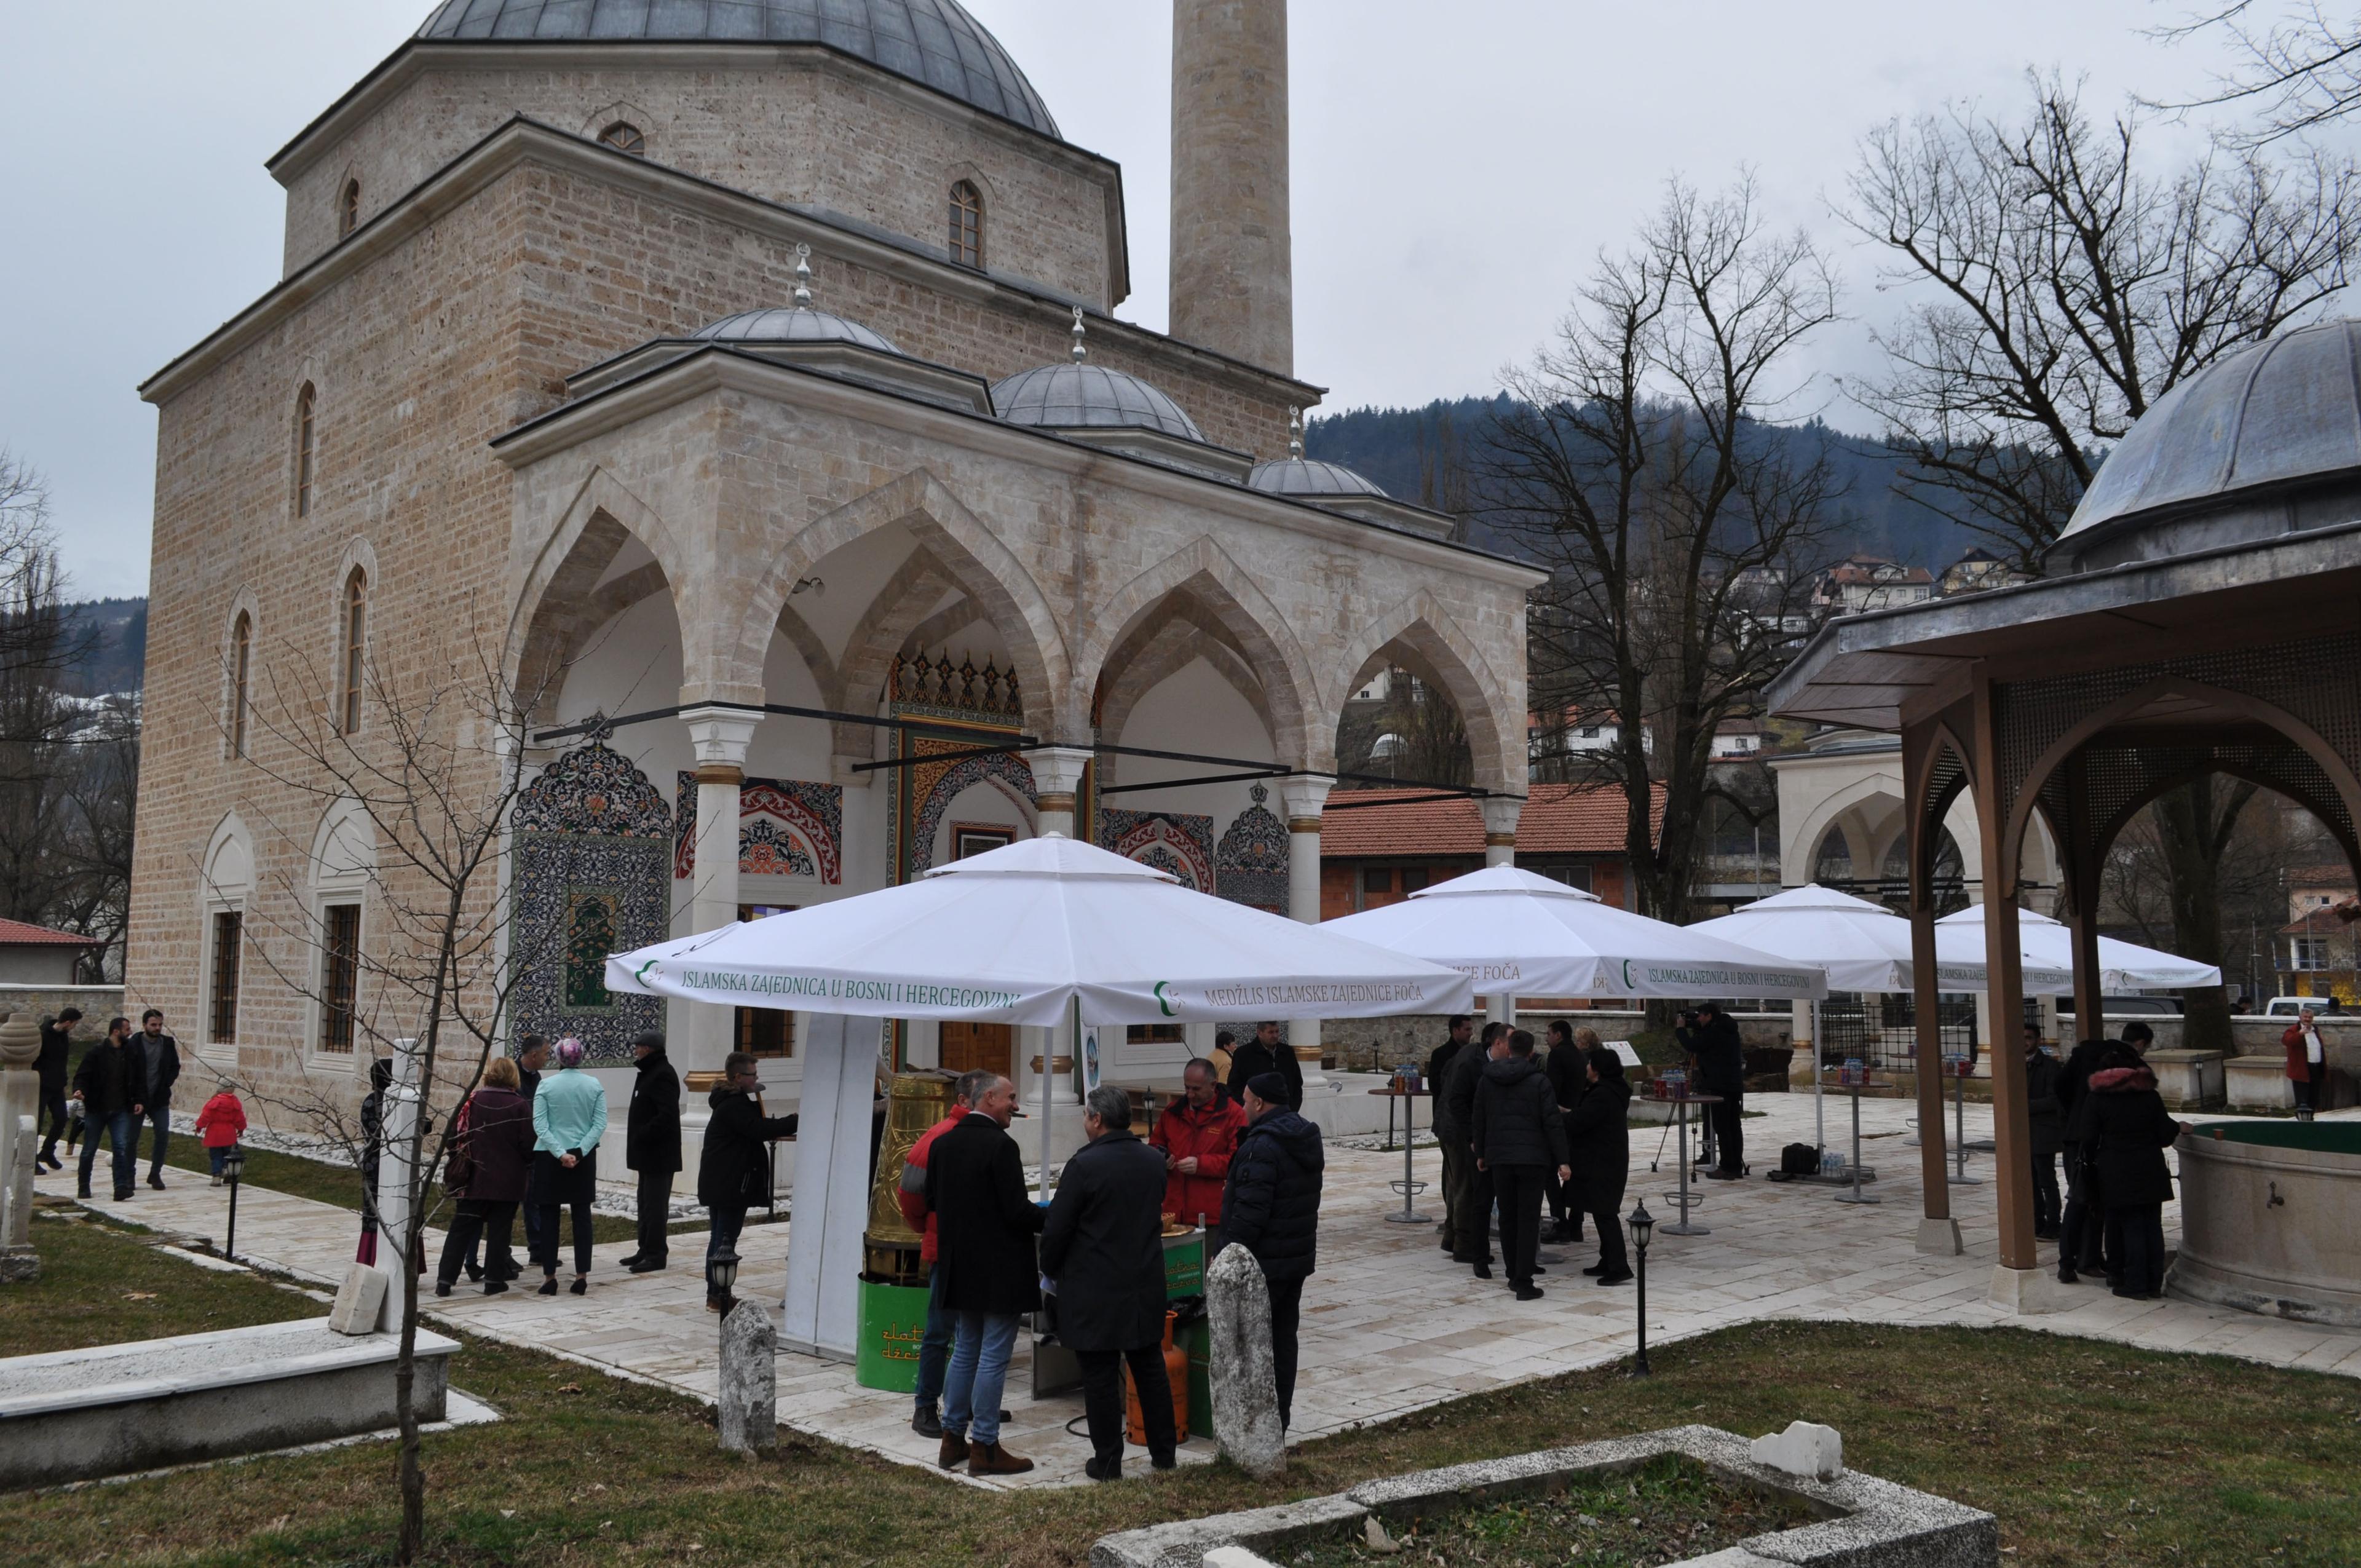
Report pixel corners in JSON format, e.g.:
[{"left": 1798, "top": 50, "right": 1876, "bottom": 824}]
[
  {"left": 2284, "top": 1007, "right": 2332, "bottom": 1117},
  {"left": 899, "top": 1069, "right": 989, "bottom": 1439},
  {"left": 1152, "top": 1059, "right": 1245, "bottom": 1245}
]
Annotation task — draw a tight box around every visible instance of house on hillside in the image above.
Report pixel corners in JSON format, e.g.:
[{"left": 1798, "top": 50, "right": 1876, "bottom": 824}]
[
  {"left": 1319, "top": 783, "right": 1657, "bottom": 917},
  {"left": 1812, "top": 555, "right": 1934, "bottom": 617},
  {"left": 2279, "top": 863, "right": 2360, "bottom": 1004},
  {"left": 1937, "top": 547, "right": 2034, "bottom": 598}
]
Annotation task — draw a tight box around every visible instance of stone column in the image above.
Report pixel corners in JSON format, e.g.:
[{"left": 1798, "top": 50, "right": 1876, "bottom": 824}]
[
  {"left": 681, "top": 706, "right": 763, "bottom": 1081},
  {"left": 1480, "top": 796, "right": 1522, "bottom": 1025},
  {"left": 371, "top": 1038, "right": 423, "bottom": 1331},
  {"left": 0, "top": 1013, "right": 36, "bottom": 1234},
  {"left": 2, "top": 1114, "right": 36, "bottom": 1280},
  {"left": 1170, "top": 0, "right": 1294, "bottom": 376},
  {"left": 1281, "top": 777, "right": 1334, "bottom": 1087},
  {"left": 718, "top": 1299, "right": 778, "bottom": 1454},
  {"left": 1029, "top": 745, "right": 1094, "bottom": 841}
]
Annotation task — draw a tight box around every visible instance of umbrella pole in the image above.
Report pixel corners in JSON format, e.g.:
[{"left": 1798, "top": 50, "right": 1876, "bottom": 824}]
[
  {"left": 1811, "top": 998, "right": 1824, "bottom": 1153},
  {"left": 1039, "top": 999, "right": 1066, "bottom": 1203}
]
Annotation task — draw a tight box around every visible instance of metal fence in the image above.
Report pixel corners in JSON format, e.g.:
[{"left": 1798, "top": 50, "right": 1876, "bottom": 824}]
[{"left": 1816, "top": 991, "right": 1979, "bottom": 1074}]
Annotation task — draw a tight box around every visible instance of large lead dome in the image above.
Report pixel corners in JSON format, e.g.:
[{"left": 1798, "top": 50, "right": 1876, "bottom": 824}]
[
  {"left": 2052, "top": 317, "right": 2361, "bottom": 572},
  {"left": 415, "top": 0, "right": 1059, "bottom": 138}
]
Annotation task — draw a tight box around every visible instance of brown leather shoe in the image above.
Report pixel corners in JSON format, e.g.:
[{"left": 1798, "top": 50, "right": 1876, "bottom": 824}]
[
  {"left": 967, "top": 1439, "right": 1034, "bottom": 1476},
  {"left": 937, "top": 1431, "right": 970, "bottom": 1469}
]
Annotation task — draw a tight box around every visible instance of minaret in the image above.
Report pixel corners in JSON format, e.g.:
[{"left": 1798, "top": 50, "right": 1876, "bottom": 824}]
[{"left": 1169, "top": 0, "right": 1294, "bottom": 376}]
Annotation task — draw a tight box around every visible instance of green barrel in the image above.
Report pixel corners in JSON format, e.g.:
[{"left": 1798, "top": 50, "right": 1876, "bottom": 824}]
[
  {"left": 1162, "top": 1230, "right": 1204, "bottom": 1297},
  {"left": 855, "top": 1277, "right": 933, "bottom": 1393}
]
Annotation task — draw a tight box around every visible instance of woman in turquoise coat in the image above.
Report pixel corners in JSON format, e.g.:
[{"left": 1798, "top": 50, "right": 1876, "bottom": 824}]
[{"left": 530, "top": 1037, "right": 609, "bottom": 1295}]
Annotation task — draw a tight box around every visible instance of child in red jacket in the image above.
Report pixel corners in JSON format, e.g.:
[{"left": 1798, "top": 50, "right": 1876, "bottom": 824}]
[{"left": 194, "top": 1088, "right": 247, "bottom": 1184}]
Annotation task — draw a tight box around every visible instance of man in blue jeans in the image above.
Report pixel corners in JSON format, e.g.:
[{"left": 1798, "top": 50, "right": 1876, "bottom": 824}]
[
  {"left": 71, "top": 1016, "right": 143, "bottom": 1200},
  {"left": 923, "top": 1072, "right": 1043, "bottom": 1476},
  {"left": 131, "top": 1010, "right": 181, "bottom": 1190},
  {"left": 896, "top": 1069, "right": 990, "bottom": 1439}
]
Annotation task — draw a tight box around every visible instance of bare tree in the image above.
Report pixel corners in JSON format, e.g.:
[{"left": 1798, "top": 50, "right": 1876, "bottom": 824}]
[
  {"left": 1844, "top": 72, "right": 2361, "bottom": 572},
  {"left": 1334, "top": 667, "right": 1473, "bottom": 789},
  {"left": 222, "top": 615, "right": 558, "bottom": 1565},
  {"left": 1845, "top": 73, "right": 2361, "bottom": 1048},
  {"left": 2153, "top": 4, "right": 2361, "bottom": 146},
  {"left": 1486, "top": 174, "right": 1843, "bottom": 924}
]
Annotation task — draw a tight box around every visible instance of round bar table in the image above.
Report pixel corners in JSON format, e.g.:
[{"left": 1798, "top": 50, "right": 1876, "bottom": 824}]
[
  {"left": 1367, "top": 1087, "right": 1433, "bottom": 1224},
  {"left": 1827, "top": 1071, "right": 1886, "bottom": 1205},
  {"left": 1655, "top": 1090, "right": 1722, "bottom": 1236}
]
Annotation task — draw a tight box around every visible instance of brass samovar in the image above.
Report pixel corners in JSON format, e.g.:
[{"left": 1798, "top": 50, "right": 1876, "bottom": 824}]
[{"left": 864, "top": 1070, "right": 956, "bottom": 1285}]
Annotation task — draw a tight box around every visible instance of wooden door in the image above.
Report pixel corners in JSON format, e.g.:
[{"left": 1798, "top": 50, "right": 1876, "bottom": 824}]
[{"left": 939, "top": 1021, "right": 1013, "bottom": 1077}]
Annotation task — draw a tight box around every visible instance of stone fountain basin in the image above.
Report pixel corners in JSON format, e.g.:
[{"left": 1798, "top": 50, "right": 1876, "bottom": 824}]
[{"left": 2173, "top": 1122, "right": 2361, "bottom": 1328}]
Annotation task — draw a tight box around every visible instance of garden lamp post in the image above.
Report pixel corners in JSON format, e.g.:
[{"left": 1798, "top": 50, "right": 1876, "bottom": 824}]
[
  {"left": 1627, "top": 1199, "right": 1654, "bottom": 1377},
  {"left": 222, "top": 1144, "right": 248, "bottom": 1263},
  {"left": 709, "top": 1242, "right": 741, "bottom": 1342}
]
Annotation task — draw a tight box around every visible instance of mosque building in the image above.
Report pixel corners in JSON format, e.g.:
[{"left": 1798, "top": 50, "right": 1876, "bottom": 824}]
[{"left": 127, "top": 0, "right": 1539, "bottom": 1130}]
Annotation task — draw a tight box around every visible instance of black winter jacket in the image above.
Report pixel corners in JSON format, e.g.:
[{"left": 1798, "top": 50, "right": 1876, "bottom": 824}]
[
  {"left": 695, "top": 1087, "right": 797, "bottom": 1210},
  {"left": 1563, "top": 1072, "right": 1632, "bottom": 1214},
  {"left": 2023, "top": 1047, "right": 2066, "bottom": 1160},
  {"left": 1440, "top": 1039, "right": 1493, "bottom": 1133},
  {"left": 1222, "top": 1107, "right": 1324, "bottom": 1282},
  {"left": 927, "top": 1112, "right": 1043, "bottom": 1315},
  {"left": 36, "top": 1019, "right": 71, "bottom": 1093},
  {"left": 456, "top": 1085, "right": 536, "bottom": 1203},
  {"left": 72, "top": 1038, "right": 139, "bottom": 1120},
  {"left": 135, "top": 1031, "right": 181, "bottom": 1106},
  {"left": 1544, "top": 1039, "right": 1586, "bottom": 1111},
  {"left": 626, "top": 1048, "right": 682, "bottom": 1174},
  {"left": 1425, "top": 1034, "right": 1469, "bottom": 1107},
  {"left": 1224, "top": 1037, "right": 1303, "bottom": 1111},
  {"left": 1040, "top": 1129, "right": 1169, "bottom": 1353},
  {"left": 2056, "top": 1039, "right": 2110, "bottom": 1138},
  {"left": 1471, "top": 1056, "right": 1570, "bottom": 1171},
  {"left": 2066, "top": 1066, "right": 2181, "bottom": 1209},
  {"left": 1676, "top": 1013, "right": 1747, "bottom": 1096}
]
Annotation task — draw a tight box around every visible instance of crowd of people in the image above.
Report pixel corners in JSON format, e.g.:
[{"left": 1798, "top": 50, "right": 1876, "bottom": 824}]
[
  {"left": 36, "top": 1008, "right": 184, "bottom": 1201},
  {"left": 2037, "top": 1020, "right": 2192, "bottom": 1300},
  {"left": 1430, "top": 1015, "right": 1635, "bottom": 1297},
  {"left": 894, "top": 1029, "right": 1324, "bottom": 1481}
]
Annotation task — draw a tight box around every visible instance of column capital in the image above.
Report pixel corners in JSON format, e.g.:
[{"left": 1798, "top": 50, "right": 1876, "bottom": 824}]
[
  {"left": 1279, "top": 774, "right": 1334, "bottom": 828},
  {"left": 1028, "top": 745, "right": 1094, "bottom": 817},
  {"left": 1479, "top": 794, "right": 1524, "bottom": 844},
  {"left": 680, "top": 704, "right": 763, "bottom": 768}
]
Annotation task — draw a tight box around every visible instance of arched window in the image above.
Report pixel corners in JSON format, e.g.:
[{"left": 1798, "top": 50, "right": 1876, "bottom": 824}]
[
  {"left": 598, "top": 121, "right": 646, "bottom": 157},
  {"left": 949, "top": 180, "right": 983, "bottom": 267},
  {"left": 294, "top": 383, "right": 317, "bottom": 518},
  {"left": 230, "top": 611, "right": 252, "bottom": 758},
  {"left": 340, "top": 568, "right": 367, "bottom": 735},
  {"left": 338, "top": 178, "right": 360, "bottom": 238}
]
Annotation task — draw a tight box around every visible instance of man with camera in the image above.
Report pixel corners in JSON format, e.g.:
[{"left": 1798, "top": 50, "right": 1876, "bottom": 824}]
[{"left": 1674, "top": 1000, "right": 1747, "bottom": 1181}]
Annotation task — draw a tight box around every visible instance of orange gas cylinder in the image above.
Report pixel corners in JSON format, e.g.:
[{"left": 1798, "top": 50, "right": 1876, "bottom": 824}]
[{"left": 1124, "top": 1310, "right": 1190, "bottom": 1446}]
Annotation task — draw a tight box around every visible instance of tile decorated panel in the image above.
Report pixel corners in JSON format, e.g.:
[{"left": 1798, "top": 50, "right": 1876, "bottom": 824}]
[{"left": 673, "top": 774, "right": 844, "bottom": 884}]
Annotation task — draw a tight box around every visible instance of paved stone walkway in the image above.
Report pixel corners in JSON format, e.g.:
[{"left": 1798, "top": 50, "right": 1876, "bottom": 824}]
[{"left": 30, "top": 1093, "right": 2361, "bottom": 1491}]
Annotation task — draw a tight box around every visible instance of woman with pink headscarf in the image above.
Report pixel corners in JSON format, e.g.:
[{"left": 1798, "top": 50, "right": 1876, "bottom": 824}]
[{"left": 529, "top": 1037, "right": 609, "bottom": 1295}]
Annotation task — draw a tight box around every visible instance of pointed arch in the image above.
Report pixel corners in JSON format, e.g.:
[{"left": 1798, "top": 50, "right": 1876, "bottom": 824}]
[
  {"left": 1334, "top": 588, "right": 1519, "bottom": 791},
  {"left": 1096, "top": 616, "right": 1277, "bottom": 785},
  {"left": 729, "top": 469, "right": 1070, "bottom": 734},
  {"left": 507, "top": 467, "right": 692, "bottom": 721},
  {"left": 1080, "top": 536, "right": 1319, "bottom": 770},
  {"left": 829, "top": 545, "right": 965, "bottom": 756}
]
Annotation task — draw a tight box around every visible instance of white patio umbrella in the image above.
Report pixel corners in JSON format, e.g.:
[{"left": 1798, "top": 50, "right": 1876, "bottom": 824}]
[
  {"left": 1936, "top": 905, "right": 2222, "bottom": 994},
  {"left": 1321, "top": 865, "right": 1828, "bottom": 1001},
  {"left": 608, "top": 833, "right": 1474, "bottom": 1191},
  {"left": 1689, "top": 884, "right": 2067, "bottom": 1149}
]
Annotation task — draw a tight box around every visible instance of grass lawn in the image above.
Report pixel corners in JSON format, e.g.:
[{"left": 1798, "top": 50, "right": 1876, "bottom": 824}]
[
  {"left": 9, "top": 1206, "right": 318, "bottom": 1357},
  {"left": 2, "top": 1219, "right": 2354, "bottom": 1566}
]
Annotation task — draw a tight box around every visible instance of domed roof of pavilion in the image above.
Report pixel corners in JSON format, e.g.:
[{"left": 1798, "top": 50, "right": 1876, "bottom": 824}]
[
  {"left": 1248, "top": 457, "right": 1388, "bottom": 498},
  {"left": 414, "top": 0, "right": 1059, "bottom": 139},
  {"left": 2053, "top": 317, "right": 2361, "bottom": 571},
  {"left": 991, "top": 362, "right": 1206, "bottom": 443}
]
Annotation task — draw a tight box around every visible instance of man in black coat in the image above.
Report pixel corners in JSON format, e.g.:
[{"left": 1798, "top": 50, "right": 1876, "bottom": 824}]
[
  {"left": 1040, "top": 1084, "right": 1177, "bottom": 1481},
  {"left": 1224, "top": 1020, "right": 1303, "bottom": 1111},
  {"left": 622, "top": 1030, "right": 681, "bottom": 1273},
  {"left": 1424, "top": 1015, "right": 1474, "bottom": 1256},
  {"left": 925, "top": 1072, "right": 1044, "bottom": 1477},
  {"left": 696, "top": 1051, "right": 798, "bottom": 1310},
  {"left": 34, "top": 1007, "right": 79, "bottom": 1171},
  {"left": 1540, "top": 1019, "right": 1588, "bottom": 1243},
  {"left": 1471, "top": 1030, "right": 1572, "bottom": 1301},
  {"left": 1564, "top": 1048, "right": 1634, "bottom": 1284},
  {"left": 1220, "top": 1072, "right": 1325, "bottom": 1430},
  {"left": 1442, "top": 1023, "right": 1505, "bottom": 1272},
  {"left": 130, "top": 1010, "right": 180, "bottom": 1189},
  {"left": 71, "top": 1016, "right": 142, "bottom": 1200},
  {"left": 1675, "top": 1001, "right": 1746, "bottom": 1179}
]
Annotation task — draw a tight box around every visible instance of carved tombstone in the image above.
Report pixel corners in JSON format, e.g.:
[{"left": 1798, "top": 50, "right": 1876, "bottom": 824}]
[
  {"left": 0, "top": 1012, "right": 39, "bottom": 1233},
  {"left": 718, "top": 1299, "right": 778, "bottom": 1455},
  {"left": 1, "top": 1115, "right": 37, "bottom": 1281},
  {"left": 1204, "top": 1242, "right": 1284, "bottom": 1477}
]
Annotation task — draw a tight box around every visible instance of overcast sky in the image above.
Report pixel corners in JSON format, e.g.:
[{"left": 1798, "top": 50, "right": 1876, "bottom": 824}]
[{"left": 0, "top": 1, "right": 2300, "bottom": 600}]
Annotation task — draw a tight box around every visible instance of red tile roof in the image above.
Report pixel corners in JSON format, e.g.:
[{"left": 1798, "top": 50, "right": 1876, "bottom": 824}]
[
  {"left": 0, "top": 917, "right": 100, "bottom": 947},
  {"left": 1319, "top": 783, "right": 1659, "bottom": 859}
]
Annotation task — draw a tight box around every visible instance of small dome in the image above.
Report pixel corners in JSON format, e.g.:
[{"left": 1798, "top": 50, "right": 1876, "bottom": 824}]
[
  {"left": 2054, "top": 317, "right": 2361, "bottom": 569},
  {"left": 1248, "top": 457, "right": 1388, "bottom": 499},
  {"left": 694, "top": 307, "right": 900, "bottom": 354},
  {"left": 416, "top": 0, "right": 1058, "bottom": 139},
  {"left": 991, "top": 362, "right": 1205, "bottom": 442}
]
